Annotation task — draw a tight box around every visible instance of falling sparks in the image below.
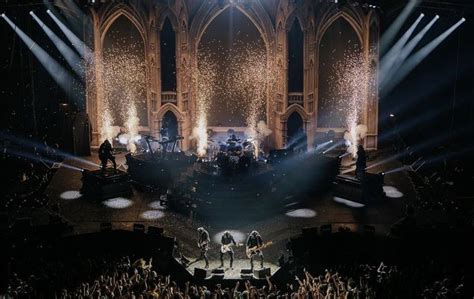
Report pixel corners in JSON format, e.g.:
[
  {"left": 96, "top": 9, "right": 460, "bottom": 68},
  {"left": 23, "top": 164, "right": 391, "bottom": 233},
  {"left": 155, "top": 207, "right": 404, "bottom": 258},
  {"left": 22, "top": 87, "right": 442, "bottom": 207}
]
[
  {"left": 193, "top": 50, "right": 218, "bottom": 157},
  {"left": 329, "top": 50, "right": 374, "bottom": 155},
  {"left": 195, "top": 36, "right": 273, "bottom": 156},
  {"left": 124, "top": 103, "right": 140, "bottom": 152},
  {"left": 100, "top": 107, "right": 120, "bottom": 143},
  {"left": 229, "top": 40, "right": 272, "bottom": 153},
  {"left": 85, "top": 36, "right": 147, "bottom": 149}
]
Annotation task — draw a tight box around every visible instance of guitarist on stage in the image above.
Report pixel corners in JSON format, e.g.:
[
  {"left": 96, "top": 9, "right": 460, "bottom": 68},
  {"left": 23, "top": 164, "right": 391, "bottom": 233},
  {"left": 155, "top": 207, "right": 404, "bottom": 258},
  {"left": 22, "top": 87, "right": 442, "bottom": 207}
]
[
  {"left": 196, "top": 227, "right": 210, "bottom": 268},
  {"left": 220, "top": 231, "right": 237, "bottom": 269},
  {"left": 99, "top": 139, "right": 116, "bottom": 172},
  {"left": 246, "top": 230, "right": 264, "bottom": 270}
]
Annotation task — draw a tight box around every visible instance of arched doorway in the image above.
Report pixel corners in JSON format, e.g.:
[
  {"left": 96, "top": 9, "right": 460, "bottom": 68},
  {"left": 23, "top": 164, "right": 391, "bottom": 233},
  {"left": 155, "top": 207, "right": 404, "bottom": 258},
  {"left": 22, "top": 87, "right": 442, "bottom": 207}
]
[
  {"left": 317, "top": 16, "right": 362, "bottom": 129},
  {"left": 102, "top": 14, "right": 148, "bottom": 127},
  {"left": 286, "top": 111, "right": 305, "bottom": 150},
  {"left": 197, "top": 7, "right": 267, "bottom": 128},
  {"left": 162, "top": 110, "right": 178, "bottom": 139}
]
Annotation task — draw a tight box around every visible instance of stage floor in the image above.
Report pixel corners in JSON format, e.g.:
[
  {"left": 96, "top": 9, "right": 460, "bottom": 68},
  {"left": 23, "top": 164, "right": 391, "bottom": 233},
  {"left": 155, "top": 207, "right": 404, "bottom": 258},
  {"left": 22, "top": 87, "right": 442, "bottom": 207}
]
[
  {"left": 32, "top": 149, "right": 416, "bottom": 271},
  {"left": 180, "top": 258, "right": 280, "bottom": 280}
]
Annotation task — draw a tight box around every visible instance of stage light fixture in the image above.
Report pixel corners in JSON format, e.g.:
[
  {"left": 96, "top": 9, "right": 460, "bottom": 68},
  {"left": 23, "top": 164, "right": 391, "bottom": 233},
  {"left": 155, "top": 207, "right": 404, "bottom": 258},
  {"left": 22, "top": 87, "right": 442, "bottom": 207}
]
[
  {"left": 29, "top": 11, "right": 34, "bottom": 15},
  {"left": 1, "top": 13, "right": 5, "bottom": 18},
  {"left": 390, "top": 113, "right": 395, "bottom": 118}
]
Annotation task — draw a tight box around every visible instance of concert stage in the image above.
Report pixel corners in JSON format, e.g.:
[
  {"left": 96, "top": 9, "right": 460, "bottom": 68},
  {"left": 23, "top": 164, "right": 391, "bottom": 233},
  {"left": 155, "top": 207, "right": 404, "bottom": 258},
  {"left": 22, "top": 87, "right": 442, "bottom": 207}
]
[{"left": 36, "top": 148, "right": 416, "bottom": 274}]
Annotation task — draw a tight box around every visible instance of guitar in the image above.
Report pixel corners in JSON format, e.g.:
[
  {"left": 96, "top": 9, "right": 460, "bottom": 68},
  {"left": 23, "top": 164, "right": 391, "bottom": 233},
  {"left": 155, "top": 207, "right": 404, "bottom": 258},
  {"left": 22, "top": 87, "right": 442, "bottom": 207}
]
[
  {"left": 246, "top": 241, "right": 273, "bottom": 258},
  {"left": 220, "top": 243, "right": 243, "bottom": 253},
  {"left": 197, "top": 241, "right": 209, "bottom": 251}
]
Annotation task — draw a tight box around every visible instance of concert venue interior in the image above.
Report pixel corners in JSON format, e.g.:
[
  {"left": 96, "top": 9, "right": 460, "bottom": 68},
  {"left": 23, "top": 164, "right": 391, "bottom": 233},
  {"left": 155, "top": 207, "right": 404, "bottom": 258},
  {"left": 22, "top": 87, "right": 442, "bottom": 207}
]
[{"left": 1, "top": 0, "right": 473, "bottom": 297}]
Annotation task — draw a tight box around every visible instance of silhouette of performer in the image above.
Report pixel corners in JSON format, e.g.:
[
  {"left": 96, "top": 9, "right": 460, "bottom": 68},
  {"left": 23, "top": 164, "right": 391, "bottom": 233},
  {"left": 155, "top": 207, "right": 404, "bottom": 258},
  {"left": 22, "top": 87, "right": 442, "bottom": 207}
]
[
  {"left": 356, "top": 144, "right": 367, "bottom": 180},
  {"left": 99, "top": 139, "right": 116, "bottom": 172},
  {"left": 195, "top": 227, "right": 210, "bottom": 268}
]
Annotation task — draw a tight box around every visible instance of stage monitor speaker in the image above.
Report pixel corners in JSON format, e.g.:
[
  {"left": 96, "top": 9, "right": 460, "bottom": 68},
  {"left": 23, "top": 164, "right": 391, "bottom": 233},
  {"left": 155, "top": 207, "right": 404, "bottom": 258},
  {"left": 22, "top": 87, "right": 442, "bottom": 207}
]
[
  {"left": 302, "top": 226, "right": 318, "bottom": 238},
  {"left": 240, "top": 268, "right": 253, "bottom": 279},
  {"left": 148, "top": 226, "right": 164, "bottom": 237},
  {"left": 253, "top": 267, "right": 271, "bottom": 279},
  {"left": 211, "top": 268, "right": 225, "bottom": 280},
  {"left": 133, "top": 223, "right": 145, "bottom": 233},
  {"left": 100, "top": 222, "right": 112, "bottom": 232},
  {"left": 320, "top": 224, "right": 332, "bottom": 235},
  {"left": 194, "top": 268, "right": 210, "bottom": 280},
  {"left": 333, "top": 173, "right": 384, "bottom": 203}
]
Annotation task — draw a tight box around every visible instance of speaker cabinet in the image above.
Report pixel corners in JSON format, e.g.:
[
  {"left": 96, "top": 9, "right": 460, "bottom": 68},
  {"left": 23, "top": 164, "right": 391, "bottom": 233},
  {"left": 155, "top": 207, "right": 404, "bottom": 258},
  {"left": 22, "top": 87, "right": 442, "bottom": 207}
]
[
  {"left": 240, "top": 268, "right": 253, "bottom": 279},
  {"left": 253, "top": 267, "right": 271, "bottom": 279},
  {"left": 194, "top": 268, "right": 210, "bottom": 280}
]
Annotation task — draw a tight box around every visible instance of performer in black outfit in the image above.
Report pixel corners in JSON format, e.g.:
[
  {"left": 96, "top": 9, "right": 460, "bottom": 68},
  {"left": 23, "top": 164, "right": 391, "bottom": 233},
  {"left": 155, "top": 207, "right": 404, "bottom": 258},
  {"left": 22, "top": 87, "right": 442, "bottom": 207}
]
[
  {"left": 195, "top": 227, "right": 210, "bottom": 268},
  {"left": 355, "top": 144, "right": 367, "bottom": 180},
  {"left": 220, "top": 231, "right": 236, "bottom": 268},
  {"left": 246, "top": 230, "right": 264, "bottom": 269},
  {"left": 98, "top": 139, "right": 116, "bottom": 172}
]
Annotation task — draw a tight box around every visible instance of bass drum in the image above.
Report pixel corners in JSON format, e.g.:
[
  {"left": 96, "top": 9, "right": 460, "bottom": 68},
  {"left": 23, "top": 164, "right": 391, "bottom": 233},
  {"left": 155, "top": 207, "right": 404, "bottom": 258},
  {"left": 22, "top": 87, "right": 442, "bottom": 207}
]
[{"left": 216, "top": 152, "right": 229, "bottom": 168}]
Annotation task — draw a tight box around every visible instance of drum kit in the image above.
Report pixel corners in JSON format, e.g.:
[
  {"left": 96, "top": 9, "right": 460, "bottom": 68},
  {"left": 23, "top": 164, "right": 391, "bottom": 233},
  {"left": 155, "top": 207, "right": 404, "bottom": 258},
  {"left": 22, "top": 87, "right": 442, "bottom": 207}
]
[{"left": 210, "top": 133, "right": 255, "bottom": 171}]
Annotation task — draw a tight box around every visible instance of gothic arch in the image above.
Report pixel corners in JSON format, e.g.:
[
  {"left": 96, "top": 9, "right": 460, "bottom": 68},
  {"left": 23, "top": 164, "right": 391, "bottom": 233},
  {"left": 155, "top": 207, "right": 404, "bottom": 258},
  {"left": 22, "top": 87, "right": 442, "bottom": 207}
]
[
  {"left": 158, "top": 8, "right": 179, "bottom": 31},
  {"left": 282, "top": 104, "right": 309, "bottom": 122},
  {"left": 100, "top": 6, "right": 147, "bottom": 44},
  {"left": 189, "top": 2, "right": 275, "bottom": 54},
  {"left": 285, "top": 9, "right": 305, "bottom": 32},
  {"left": 157, "top": 103, "right": 185, "bottom": 122},
  {"left": 317, "top": 11, "right": 363, "bottom": 46}
]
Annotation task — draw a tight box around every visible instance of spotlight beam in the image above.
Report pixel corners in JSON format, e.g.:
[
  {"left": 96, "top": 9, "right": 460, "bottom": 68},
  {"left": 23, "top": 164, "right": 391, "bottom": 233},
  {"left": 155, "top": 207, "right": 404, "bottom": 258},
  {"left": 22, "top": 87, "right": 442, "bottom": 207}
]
[
  {"left": 0, "top": 130, "right": 100, "bottom": 168},
  {"left": 47, "top": 9, "right": 93, "bottom": 61},
  {"left": 380, "top": 13, "right": 424, "bottom": 83},
  {"left": 1, "top": 14, "right": 82, "bottom": 105},
  {"left": 380, "top": 15, "right": 439, "bottom": 90},
  {"left": 322, "top": 140, "right": 346, "bottom": 154},
  {"left": 284, "top": 130, "right": 307, "bottom": 150},
  {"left": 366, "top": 125, "right": 469, "bottom": 170},
  {"left": 315, "top": 140, "right": 333, "bottom": 152},
  {"left": 6, "top": 148, "right": 84, "bottom": 172},
  {"left": 384, "top": 18, "right": 466, "bottom": 96},
  {"left": 380, "top": 0, "right": 421, "bottom": 54},
  {"left": 377, "top": 105, "right": 445, "bottom": 143},
  {"left": 30, "top": 11, "right": 84, "bottom": 79}
]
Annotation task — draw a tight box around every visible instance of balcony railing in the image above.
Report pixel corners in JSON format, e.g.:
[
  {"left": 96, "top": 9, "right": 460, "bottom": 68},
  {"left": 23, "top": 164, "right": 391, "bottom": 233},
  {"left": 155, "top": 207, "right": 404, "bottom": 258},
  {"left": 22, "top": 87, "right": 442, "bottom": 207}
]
[
  {"left": 161, "top": 91, "right": 177, "bottom": 104},
  {"left": 288, "top": 92, "right": 303, "bottom": 106}
]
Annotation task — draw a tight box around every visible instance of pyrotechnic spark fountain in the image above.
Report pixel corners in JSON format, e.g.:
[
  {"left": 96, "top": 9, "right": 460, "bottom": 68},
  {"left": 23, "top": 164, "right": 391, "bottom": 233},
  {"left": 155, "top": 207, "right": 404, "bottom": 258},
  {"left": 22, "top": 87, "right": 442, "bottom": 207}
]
[
  {"left": 228, "top": 40, "right": 273, "bottom": 156},
  {"left": 193, "top": 50, "right": 218, "bottom": 157},
  {"left": 329, "top": 50, "right": 373, "bottom": 156},
  {"left": 100, "top": 108, "right": 119, "bottom": 143},
  {"left": 124, "top": 104, "right": 140, "bottom": 153},
  {"left": 95, "top": 38, "right": 146, "bottom": 146}
]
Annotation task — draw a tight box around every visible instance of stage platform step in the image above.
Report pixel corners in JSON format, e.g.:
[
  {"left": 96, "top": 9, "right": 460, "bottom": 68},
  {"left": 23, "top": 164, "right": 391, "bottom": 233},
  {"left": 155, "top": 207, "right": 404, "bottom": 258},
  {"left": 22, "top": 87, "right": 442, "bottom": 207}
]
[{"left": 81, "top": 169, "right": 132, "bottom": 200}]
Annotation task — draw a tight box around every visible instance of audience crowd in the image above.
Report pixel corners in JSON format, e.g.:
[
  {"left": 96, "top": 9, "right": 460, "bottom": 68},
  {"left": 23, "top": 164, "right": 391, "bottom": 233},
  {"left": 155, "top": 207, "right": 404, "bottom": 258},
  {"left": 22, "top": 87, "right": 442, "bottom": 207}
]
[{"left": 6, "top": 250, "right": 468, "bottom": 298}]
